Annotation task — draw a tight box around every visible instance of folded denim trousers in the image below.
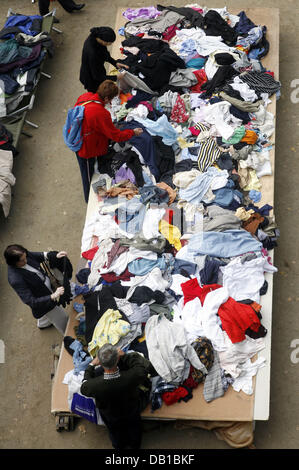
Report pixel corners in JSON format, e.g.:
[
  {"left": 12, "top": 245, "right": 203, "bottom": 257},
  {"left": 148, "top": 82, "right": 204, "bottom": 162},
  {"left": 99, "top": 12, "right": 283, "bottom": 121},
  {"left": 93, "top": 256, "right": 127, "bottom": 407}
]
[{"left": 116, "top": 198, "right": 146, "bottom": 234}]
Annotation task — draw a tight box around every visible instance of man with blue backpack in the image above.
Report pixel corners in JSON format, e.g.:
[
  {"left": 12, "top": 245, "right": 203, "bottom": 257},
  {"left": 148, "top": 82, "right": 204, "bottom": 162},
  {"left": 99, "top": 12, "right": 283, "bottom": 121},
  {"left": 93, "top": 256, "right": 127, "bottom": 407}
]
[{"left": 63, "top": 80, "right": 143, "bottom": 202}]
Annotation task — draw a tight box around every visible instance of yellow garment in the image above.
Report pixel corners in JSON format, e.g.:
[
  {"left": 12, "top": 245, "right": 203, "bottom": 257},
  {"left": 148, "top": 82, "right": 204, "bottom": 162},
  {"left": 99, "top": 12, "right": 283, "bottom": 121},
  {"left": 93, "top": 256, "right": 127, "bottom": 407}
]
[
  {"left": 159, "top": 219, "right": 182, "bottom": 251},
  {"left": 238, "top": 167, "right": 262, "bottom": 191},
  {"left": 109, "top": 67, "right": 119, "bottom": 76},
  {"left": 235, "top": 207, "right": 255, "bottom": 221},
  {"left": 88, "top": 309, "right": 130, "bottom": 358},
  {"left": 177, "top": 136, "right": 194, "bottom": 149}
]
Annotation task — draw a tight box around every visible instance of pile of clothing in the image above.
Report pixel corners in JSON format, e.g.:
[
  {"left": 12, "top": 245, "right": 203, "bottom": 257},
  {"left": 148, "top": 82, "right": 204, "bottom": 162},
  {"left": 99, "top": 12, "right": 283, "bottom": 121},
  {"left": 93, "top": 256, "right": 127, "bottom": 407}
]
[
  {"left": 0, "top": 122, "right": 17, "bottom": 217},
  {"left": 0, "top": 13, "right": 54, "bottom": 117},
  {"left": 72, "top": 5, "right": 280, "bottom": 410}
]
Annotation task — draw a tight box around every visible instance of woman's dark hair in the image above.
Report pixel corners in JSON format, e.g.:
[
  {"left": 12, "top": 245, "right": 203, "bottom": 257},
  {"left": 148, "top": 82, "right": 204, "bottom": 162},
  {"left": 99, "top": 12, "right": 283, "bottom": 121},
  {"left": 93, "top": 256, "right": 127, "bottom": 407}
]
[
  {"left": 4, "top": 244, "right": 28, "bottom": 266},
  {"left": 97, "top": 80, "right": 119, "bottom": 101},
  {"left": 90, "top": 26, "right": 116, "bottom": 43}
]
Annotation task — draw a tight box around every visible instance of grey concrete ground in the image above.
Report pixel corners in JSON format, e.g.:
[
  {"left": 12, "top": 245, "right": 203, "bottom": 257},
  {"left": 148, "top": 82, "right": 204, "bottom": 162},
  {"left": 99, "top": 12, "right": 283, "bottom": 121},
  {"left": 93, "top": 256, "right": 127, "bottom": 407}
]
[{"left": 0, "top": 0, "right": 298, "bottom": 451}]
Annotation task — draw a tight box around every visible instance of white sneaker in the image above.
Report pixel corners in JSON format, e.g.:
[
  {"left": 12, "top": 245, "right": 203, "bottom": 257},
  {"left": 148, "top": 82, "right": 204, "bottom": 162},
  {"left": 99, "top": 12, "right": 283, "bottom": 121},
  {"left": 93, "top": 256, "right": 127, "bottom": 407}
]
[{"left": 37, "top": 317, "right": 53, "bottom": 329}]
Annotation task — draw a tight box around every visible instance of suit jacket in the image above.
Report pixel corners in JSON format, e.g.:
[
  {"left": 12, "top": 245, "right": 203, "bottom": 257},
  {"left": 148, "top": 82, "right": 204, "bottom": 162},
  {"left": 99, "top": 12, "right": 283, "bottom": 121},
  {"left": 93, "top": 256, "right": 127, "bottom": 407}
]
[
  {"left": 81, "top": 353, "right": 152, "bottom": 423},
  {"left": 7, "top": 251, "right": 57, "bottom": 318}
]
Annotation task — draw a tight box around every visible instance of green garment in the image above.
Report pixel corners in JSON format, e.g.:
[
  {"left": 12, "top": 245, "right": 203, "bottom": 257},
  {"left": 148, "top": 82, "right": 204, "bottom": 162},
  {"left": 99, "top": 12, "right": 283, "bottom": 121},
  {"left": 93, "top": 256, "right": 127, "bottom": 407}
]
[
  {"left": 223, "top": 125, "right": 246, "bottom": 144},
  {"left": 0, "top": 38, "right": 32, "bottom": 64}
]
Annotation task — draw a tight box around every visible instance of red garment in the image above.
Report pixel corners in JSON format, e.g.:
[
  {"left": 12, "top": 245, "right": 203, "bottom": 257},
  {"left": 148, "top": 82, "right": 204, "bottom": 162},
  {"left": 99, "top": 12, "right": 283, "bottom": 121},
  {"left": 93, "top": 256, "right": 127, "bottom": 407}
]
[
  {"left": 183, "top": 366, "right": 199, "bottom": 389},
  {"left": 181, "top": 278, "right": 212, "bottom": 305},
  {"left": 191, "top": 69, "right": 208, "bottom": 93},
  {"left": 181, "top": 279, "right": 261, "bottom": 344},
  {"left": 162, "top": 387, "right": 189, "bottom": 406},
  {"left": 163, "top": 208, "right": 174, "bottom": 224},
  {"left": 81, "top": 245, "right": 99, "bottom": 260},
  {"left": 74, "top": 92, "right": 134, "bottom": 159},
  {"left": 188, "top": 126, "right": 201, "bottom": 136},
  {"left": 170, "top": 94, "right": 189, "bottom": 123},
  {"left": 101, "top": 268, "right": 133, "bottom": 283},
  {"left": 162, "top": 24, "right": 179, "bottom": 41}
]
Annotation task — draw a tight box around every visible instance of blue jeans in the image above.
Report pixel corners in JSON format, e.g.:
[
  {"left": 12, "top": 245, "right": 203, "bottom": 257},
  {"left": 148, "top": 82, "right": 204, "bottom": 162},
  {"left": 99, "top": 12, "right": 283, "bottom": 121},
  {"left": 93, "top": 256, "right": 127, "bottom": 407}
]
[{"left": 115, "top": 198, "right": 146, "bottom": 235}]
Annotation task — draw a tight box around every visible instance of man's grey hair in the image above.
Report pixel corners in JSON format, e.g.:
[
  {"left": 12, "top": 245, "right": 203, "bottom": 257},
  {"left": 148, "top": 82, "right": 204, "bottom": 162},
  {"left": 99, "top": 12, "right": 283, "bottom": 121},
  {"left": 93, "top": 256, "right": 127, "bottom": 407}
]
[{"left": 97, "top": 343, "right": 119, "bottom": 369}]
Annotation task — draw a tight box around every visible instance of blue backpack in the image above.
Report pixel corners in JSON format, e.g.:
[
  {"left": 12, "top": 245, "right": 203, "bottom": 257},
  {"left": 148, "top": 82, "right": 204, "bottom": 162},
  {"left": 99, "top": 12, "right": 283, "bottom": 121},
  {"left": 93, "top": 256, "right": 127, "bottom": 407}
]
[{"left": 63, "top": 100, "right": 101, "bottom": 152}]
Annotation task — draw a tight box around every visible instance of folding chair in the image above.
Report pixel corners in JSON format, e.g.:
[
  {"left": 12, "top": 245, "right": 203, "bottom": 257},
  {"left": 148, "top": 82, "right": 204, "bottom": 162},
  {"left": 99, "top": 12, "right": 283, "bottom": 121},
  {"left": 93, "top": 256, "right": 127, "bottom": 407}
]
[{"left": 0, "top": 94, "right": 37, "bottom": 148}]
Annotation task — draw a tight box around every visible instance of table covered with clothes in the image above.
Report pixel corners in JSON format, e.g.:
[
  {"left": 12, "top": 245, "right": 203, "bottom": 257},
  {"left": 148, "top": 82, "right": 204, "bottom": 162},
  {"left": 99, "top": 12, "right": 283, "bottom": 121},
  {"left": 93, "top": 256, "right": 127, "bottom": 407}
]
[{"left": 52, "top": 5, "right": 280, "bottom": 448}]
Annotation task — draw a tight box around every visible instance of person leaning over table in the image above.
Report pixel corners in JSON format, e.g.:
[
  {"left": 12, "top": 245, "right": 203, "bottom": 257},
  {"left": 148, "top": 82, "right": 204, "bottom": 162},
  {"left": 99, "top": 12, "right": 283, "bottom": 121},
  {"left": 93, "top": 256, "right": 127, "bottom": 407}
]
[
  {"left": 4, "top": 244, "right": 69, "bottom": 334},
  {"left": 74, "top": 79, "right": 143, "bottom": 203},
  {"left": 81, "top": 343, "right": 157, "bottom": 449},
  {"left": 79, "top": 26, "right": 130, "bottom": 93}
]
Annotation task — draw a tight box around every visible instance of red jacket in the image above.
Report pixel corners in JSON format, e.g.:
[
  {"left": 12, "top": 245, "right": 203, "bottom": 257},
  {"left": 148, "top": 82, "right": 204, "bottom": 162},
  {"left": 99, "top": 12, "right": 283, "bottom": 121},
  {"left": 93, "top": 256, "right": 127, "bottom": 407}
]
[{"left": 75, "top": 92, "right": 134, "bottom": 159}]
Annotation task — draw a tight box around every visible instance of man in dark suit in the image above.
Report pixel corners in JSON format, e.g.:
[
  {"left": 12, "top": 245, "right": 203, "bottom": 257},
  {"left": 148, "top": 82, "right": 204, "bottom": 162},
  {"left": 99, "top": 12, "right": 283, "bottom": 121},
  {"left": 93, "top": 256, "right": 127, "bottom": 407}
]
[
  {"left": 81, "top": 344, "right": 156, "bottom": 449},
  {"left": 4, "top": 244, "right": 70, "bottom": 334}
]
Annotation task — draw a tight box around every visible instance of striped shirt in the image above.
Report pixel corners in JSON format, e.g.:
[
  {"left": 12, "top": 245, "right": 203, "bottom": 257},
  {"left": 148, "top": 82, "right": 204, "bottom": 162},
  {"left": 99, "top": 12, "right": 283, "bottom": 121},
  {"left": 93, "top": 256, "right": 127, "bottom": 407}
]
[{"left": 239, "top": 70, "right": 281, "bottom": 97}]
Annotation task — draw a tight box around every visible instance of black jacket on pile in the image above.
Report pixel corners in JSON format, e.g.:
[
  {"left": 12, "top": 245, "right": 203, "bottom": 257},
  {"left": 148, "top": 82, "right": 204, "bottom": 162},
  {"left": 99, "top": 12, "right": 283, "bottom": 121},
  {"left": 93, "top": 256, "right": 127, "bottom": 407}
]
[
  {"left": 156, "top": 5, "right": 237, "bottom": 45},
  {"left": 47, "top": 251, "right": 73, "bottom": 308},
  {"left": 79, "top": 34, "right": 117, "bottom": 93},
  {"left": 120, "top": 37, "right": 186, "bottom": 92}
]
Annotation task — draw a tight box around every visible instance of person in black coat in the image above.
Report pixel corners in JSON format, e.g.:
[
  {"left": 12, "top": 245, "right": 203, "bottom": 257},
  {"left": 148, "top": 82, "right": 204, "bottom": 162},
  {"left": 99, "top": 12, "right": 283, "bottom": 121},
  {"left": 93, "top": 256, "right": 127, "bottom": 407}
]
[
  {"left": 79, "top": 26, "right": 129, "bottom": 93},
  {"left": 81, "top": 344, "right": 156, "bottom": 449},
  {"left": 4, "top": 244, "right": 71, "bottom": 334},
  {"left": 38, "top": 0, "right": 85, "bottom": 22}
]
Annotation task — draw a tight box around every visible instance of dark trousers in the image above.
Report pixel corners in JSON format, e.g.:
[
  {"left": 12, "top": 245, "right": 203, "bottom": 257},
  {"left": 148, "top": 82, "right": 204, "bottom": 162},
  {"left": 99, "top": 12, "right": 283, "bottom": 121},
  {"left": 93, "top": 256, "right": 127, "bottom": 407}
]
[
  {"left": 38, "top": 0, "right": 78, "bottom": 15},
  {"left": 102, "top": 414, "right": 142, "bottom": 450},
  {"left": 76, "top": 154, "right": 99, "bottom": 203}
]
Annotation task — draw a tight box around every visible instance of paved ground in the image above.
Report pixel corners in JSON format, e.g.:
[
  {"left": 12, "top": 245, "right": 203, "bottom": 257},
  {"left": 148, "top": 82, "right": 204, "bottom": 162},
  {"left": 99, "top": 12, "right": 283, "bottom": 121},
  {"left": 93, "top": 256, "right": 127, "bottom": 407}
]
[{"left": 0, "top": 0, "right": 298, "bottom": 451}]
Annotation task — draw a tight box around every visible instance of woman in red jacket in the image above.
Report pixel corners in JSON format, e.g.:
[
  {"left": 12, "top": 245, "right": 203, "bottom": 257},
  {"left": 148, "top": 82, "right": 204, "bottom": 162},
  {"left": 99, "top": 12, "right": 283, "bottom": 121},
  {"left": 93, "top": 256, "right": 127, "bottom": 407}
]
[{"left": 74, "top": 80, "right": 143, "bottom": 202}]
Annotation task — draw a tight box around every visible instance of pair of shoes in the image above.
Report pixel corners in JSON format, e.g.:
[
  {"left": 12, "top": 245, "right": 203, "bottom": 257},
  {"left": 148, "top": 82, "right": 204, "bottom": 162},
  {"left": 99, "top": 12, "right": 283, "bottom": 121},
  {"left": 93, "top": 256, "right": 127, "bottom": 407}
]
[
  {"left": 53, "top": 17, "right": 60, "bottom": 23},
  {"left": 72, "top": 3, "right": 85, "bottom": 11}
]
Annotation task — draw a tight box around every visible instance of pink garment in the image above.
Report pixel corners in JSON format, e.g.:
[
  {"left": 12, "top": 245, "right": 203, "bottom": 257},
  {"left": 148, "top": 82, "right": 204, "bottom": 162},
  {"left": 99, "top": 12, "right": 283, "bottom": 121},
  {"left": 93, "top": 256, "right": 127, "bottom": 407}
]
[
  {"left": 139, "top": 101, "right": 154, "bottom": 111},
  {"left": 191, "top": 7, "right": 204, "bottom": 13}
]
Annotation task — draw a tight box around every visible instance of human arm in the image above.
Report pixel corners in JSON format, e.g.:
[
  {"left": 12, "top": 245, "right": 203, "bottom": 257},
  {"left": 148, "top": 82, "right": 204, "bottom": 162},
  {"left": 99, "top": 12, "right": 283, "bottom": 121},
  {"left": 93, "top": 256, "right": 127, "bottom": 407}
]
[
  {"left": 104, "top": 49, "right": 117, "bottom": 68},
  {"left": 85, "top": 45, "right": 109, "bottom": 83},
  {"left": 97, "top": 109, "right": 136, "bottom": 142},
  {"left": 118, "top": 352, "right": 154, "bottom": 385},
  {"left": 80, "top": 362, "right": 101, "bottom": 398},
  {"left": 116, "top": 62, "right": 129, "bottom": 70},
  {"left": 50, "top": 286, "right": 65, "bottom": 301},
  {"left": 29, "top": 251, "right": 48, "bottom": 264},
  {"left": 9, "top": 276, "right": 57, "bottom": 318}
]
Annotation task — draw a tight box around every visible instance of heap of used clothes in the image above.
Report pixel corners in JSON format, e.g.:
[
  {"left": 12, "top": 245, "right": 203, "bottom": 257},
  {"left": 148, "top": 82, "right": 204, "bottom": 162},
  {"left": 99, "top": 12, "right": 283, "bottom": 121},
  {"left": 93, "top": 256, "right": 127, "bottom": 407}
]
[
  {"left": 0, "top": 14, "right": 54, "bottom": 118},
  {"left": 68, "top": 5, "right": 280, "bottom": 411},
  {"left": 0, "top": 122, "right": 17, "bottom": 217}
]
